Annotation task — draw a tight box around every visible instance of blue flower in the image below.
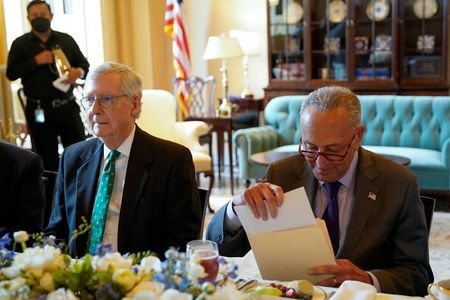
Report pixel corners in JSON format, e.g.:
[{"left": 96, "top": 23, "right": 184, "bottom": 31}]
[{"left": 0, "top": 233, "right": 11, "bottom": 248}]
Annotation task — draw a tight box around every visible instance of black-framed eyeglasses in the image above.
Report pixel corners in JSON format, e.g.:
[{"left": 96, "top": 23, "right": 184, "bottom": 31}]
[
  {"left": 298, "top": 134, "right": 355, "bottom": 162},
  {"left": 80, "top": 94, "right": 127, "bottom": 109}
]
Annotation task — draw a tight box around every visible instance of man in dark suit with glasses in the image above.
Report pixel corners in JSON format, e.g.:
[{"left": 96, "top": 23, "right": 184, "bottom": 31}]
[{"left": 207, "top": 86, "right": 432, "bottom": 296}]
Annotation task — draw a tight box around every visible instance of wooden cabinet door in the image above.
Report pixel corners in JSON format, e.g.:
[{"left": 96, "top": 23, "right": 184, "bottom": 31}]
[
  {"left": 398, "top": 0, "right": 449, "bottom": 94},
  {"left": 264, "top": 0, "right": 449, "bottom": 102}
]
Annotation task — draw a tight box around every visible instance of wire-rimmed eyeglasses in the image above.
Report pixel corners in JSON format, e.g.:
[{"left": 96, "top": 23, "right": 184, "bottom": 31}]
[
  {"left": 80, "top": 94, "right": 127, "bottom": 109},
  {"left": 298, "top": 134, "right": 355, "bottom": 162}
]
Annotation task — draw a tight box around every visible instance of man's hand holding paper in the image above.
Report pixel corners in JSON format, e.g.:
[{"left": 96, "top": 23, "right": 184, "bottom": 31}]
[
  {"left": 234, "top": 187, "right": 336, "bottom": 283},
  {"left": 232, "top": 182, "right": 284, "bottom": 220}
]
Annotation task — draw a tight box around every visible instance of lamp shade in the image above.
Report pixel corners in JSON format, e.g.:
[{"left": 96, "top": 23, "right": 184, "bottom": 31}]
[
  {"left": 203, "top": 35, "right": 243, "bottom": 60},
  {"left": 229, "top": 30, "right": 260, "bottom": 56}
]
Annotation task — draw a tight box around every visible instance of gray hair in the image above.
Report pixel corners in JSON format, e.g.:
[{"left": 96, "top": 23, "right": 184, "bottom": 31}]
[
  {"left": 300, "top": 86, "right": 361, "bottom": 127},
  {"left": 85, "top": 61, "right": 142, "bottom": 99}
]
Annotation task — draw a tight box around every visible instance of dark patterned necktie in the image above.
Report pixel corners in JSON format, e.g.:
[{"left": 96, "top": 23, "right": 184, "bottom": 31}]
[
  {"left": 322, "top": 181, "right": 341, "bottom": 255},
  {"left": 88, "top": 150, "right": 120, "bottom": 253}
]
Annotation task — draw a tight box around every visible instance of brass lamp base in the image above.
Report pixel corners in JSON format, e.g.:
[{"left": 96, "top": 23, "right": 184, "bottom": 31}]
[
  {"left": 240, "top": 88, "right": 254, "bottom": 99},
  {"left": 216, "top": 98, "right": 232, "bottom": 118}
]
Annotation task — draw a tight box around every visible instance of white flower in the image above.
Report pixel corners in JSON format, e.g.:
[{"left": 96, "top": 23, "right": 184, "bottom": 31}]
[
  {"left": 47, "top": 288, "right": 79, "bottom": 300},
  {"left": 138, "top": 256, "right": 162, "bottom": 273},
  {"left": 128, "top": 290, "right": 158, "bottom": 300},
  {"left": 0, "top": 288, "right": 11, "bottom": 300},
  {"left": 13, "top": 231, "right": 29, "bottom": 243},
  {"left": 3, "top": 245, "right": 64, "bottom": 279},
  {"left": 126, "top": 281, "right": 164, "bottom": 298},
  {"left": 39, "top": 272, "right": 55, "bottom": 292},
  {"left": 112, "top": 269, "right": 138, "bottom": 292},
  {"left": 187, "top": 254, "right": 207, "bottom": 282},
  {"left": 91, "top": 252, "right": 132, "bottom": 272},
  {"left": 160, "top": 289, "right": 193, "bottom": 300},
  {"left": 0, "top": 278, "right": 26, "bottom": 292}
]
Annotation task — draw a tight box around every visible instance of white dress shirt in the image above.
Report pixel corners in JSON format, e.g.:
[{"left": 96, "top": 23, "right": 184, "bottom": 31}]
[{"left": 99, "top": 126, "right": 135, "bottom": 251}]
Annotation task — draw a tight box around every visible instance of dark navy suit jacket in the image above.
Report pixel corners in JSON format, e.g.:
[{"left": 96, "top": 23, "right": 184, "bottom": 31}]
[{"left": 0, "top": 141, "right": 45, "bottom": 237}]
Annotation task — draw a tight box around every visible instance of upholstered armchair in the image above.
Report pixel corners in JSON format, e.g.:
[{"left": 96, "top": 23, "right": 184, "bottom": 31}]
[{"left": 136, "top": 90, "right": 214, "bottom": 206}]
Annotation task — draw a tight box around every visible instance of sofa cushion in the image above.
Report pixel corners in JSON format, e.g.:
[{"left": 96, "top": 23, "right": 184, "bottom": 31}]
[
  {"left": 359, "top": 96, "right": 450, "bottom": 151},
  {"left": 361, "top": 145, "right": 443, "bottom": 168}
]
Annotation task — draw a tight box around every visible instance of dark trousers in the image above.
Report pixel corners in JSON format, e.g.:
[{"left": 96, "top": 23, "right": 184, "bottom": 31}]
[{"left": 25, "top": 100, "right": 86, "bottom": 172}]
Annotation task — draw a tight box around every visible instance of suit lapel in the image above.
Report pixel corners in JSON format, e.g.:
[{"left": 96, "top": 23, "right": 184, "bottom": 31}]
[
  {"left": 302, "top": 167, "right": 318, "bottom": 208},
  {"left": 292, "top": 157, "right": 318, "bottom": 208},
  {"left": 118, "top": 127, "right": 153, "bottom": 251},
  {"left": 74, "top": 141, "right": 102, "bottom": 254},
  {"left": 338, "top": 149, "right": 380, "bottom": 257}
]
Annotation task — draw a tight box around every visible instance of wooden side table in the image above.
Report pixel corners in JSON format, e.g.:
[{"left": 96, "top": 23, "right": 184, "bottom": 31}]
[
  {"left": 187, "top": 98, "right": 264, "bottom": 194},
  {"left": 186, "top": 116, "right": 235, "bottom": 194}
]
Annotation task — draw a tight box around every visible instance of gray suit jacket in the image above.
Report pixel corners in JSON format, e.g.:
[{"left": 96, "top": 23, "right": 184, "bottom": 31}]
[
  {"left": 207, "top": 148, "right": 433, "bottom": 296},
  {"left": 46, "top": 126, "right": 201, "bottom": 258}
]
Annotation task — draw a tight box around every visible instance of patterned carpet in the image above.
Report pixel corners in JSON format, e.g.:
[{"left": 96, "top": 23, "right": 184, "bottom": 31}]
[
  {"left": 428, "top": 212, "right": 450, "bottom": 282},
  {"left": 207, "top": 183, "right": 450, "bottom": 283}
]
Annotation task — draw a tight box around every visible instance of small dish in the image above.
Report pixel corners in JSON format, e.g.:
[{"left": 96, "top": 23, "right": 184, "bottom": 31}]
[
  {"left": 366, "top": 0, "right": 391, "bottom": 21},
  {"left": 327, "top": 0, "right": 348, "bottom": 23},
  {"left": 413, "top": 0, "right": 439, "bottom": 19},
  {"left": 285, "top": 2, "right": 304, "bottom": 24}
]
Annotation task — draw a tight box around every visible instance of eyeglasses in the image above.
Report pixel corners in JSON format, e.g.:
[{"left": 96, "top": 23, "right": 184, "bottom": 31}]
[
  {"left": 298, "top": 134, "right": 355, "bottom": 162},
  {"left": 80, "top": 94, "right": 127, "bottom": 109}
]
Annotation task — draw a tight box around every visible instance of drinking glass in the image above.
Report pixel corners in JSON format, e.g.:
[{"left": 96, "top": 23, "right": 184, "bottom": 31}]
[{"left": 186, "top": 240, "right": 219, "bottom": 282}]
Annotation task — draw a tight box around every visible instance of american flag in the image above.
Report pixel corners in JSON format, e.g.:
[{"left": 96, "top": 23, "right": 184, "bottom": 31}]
[{"left": 164, "top": 0, "right": 191, "bottom": 118}]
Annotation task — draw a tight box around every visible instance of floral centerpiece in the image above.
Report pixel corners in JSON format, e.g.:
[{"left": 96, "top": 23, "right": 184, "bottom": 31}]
[{"left": 0, "top": 230, "right": 244, "bottom": 300}]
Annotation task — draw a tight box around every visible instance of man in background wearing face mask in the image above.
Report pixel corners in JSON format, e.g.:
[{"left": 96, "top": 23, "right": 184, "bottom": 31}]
[{"left": 6, "top": 0, "right": 89, "bottom": 172}]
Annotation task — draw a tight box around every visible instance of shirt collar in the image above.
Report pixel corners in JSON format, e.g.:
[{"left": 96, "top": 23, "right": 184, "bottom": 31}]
[
  {"left": 102, "top": 125, "right": 136, "bottom": 160},
  {"left": 320, "top": 151, "right": 359, "bottom": 189}
]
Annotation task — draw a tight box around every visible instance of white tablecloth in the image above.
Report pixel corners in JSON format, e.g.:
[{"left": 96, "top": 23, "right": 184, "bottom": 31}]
[{"left": 222, "top": 250, "right": 424, "bottom": 300}]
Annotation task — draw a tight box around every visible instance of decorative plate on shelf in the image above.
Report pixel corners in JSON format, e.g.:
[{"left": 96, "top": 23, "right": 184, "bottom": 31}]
[
  {"left": 284, "top": 2, "right": 304, "bottom": 24},
  {"left": 413, "top": 0, "right": 439, "bottom": 19},
  {"left": 366, "top": 0, "right": 391, "bottom": 21},
  {"left": 327, "top": 0, "right": 348, "bottom": 23}
]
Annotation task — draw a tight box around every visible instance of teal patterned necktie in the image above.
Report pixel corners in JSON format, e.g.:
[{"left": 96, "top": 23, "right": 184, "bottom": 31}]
[{"left": 88, "top": 150, "right": 120, "bottom": 253}]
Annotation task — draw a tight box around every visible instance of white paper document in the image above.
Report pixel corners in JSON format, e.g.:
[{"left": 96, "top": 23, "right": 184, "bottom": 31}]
[
  {"left": 235, "top": 187, "right": 336, "bottom": 282},
  {"left": 52, "top": 75, "right": 70, "bottom": 92}
]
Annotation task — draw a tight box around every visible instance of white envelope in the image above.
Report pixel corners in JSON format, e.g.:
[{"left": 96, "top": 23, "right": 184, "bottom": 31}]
[{"left": 235, "top": 187, "right": 336, "bottom": 283}]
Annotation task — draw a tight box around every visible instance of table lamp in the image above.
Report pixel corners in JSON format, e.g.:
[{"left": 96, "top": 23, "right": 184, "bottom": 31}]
[
  {"left": 203, "top": 34, "right": 243, "bottom": 117},
  {"left": 230, "top": 30, "right": 260, "bottom": 99}
]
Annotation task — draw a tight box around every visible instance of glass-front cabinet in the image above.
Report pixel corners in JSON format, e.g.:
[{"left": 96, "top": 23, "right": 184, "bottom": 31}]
[{"left": 265, "top": 0, "right": 449, "bottom": 104}]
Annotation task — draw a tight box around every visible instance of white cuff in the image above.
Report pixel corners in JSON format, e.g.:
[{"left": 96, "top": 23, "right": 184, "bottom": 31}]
[
  {"left": 367, "top": 272, "right": 381, "bottom": 292},
  {"left": 225, "top": 200, "right": 242, "bottom": 231}
]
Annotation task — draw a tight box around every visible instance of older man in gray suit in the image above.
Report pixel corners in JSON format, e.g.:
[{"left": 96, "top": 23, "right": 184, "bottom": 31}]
[{"left": 207, "top": 86, "right": 432, "bottom": 296}]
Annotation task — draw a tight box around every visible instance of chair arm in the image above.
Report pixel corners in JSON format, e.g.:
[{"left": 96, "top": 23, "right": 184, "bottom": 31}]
[
  {"left": 442, "top": 138, "right": 450, "bottom": 187},
  {"left": 233, "top": 126, "right": 280, "bottom": 180},
  {"left": 174, "top": 121, "right": 209, "bottom": 154}
]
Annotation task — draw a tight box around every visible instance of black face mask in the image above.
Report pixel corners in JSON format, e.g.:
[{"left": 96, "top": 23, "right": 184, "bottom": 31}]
[{"left": 31, "top": 17, "right": 51, "bottom": 33}]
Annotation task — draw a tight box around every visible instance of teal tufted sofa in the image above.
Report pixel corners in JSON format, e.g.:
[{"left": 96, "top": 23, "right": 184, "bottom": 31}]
[{"left": 233, "top": 95, "right": 450, "bottom": 191}]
